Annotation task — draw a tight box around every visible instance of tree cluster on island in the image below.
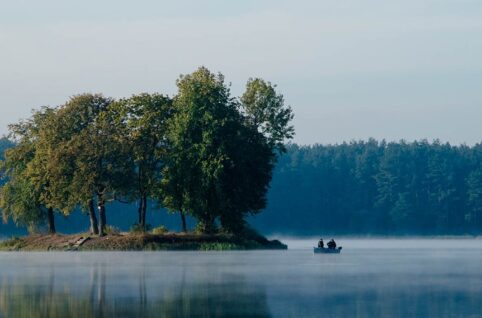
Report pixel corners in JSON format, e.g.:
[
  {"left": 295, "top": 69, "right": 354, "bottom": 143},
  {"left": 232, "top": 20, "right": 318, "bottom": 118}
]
[{"left": 0, "top": 67, "right": 294, "bottom": 237}]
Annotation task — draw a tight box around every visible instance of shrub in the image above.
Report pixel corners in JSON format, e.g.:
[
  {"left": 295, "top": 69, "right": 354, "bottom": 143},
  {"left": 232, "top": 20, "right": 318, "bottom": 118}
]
[
  {"left": 151, "top": 225, "right": 168, "bottom": 235},
  {"left": 130, "top": 223, "right": 151, "bottom": 233},
  {"left": 0, "top": 237, "right": 21, "bottom": 249},
  {"left": 105, "top": 225, "right": 121, "bottom": 235},
  {"left": 194, "top": 221, "right": 218, "bottom": 234},
  {"left": 200, "top": 242, "right": 239, "bottom": 250}
]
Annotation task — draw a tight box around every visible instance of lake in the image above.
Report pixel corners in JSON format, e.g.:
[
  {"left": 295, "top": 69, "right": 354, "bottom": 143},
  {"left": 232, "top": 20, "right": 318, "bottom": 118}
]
[{"left": 0, "top": 238, "right": 481, "bottom": 317}]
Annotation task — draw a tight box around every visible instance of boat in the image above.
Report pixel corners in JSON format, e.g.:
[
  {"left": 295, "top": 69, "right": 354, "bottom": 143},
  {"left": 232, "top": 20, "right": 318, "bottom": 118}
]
[{"left": 313, "top": 246, "right": 342, "bottom": 254}]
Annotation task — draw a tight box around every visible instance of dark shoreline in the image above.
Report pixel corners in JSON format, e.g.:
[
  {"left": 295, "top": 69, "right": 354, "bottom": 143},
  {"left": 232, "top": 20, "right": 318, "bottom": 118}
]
[{"left": 0, "top": 232, "right": 288, "bottom": 251}]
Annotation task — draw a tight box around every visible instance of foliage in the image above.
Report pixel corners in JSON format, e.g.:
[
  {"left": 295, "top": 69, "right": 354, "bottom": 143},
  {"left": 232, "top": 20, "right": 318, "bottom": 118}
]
[
  {"left": 45, "top": 94, "right": 133, "bottom": 235},
  {"left": 151, "top": 225, "right": 168, "bottom": 235},
  {"left": 0, "top": 68, "right": 293, "bottom": 236},
  {"left": 252, "top": 140, "right": 482, "bottom": 235},
  {"left": 0, "top": 176, "right": 46, "bottom": 231},
  {"left": 0, "top": 108, "right": 57, "bottom": 232},
  {"left": 0, "top": 138, "right": 14, "bottom": 162},
  {"left": 62, "top": 94, "right": 131, "bottom": 207},
  {"left": 104, "top": 225, "right": 121, "bottom": 235},
  {"left": 111, "top": 94, "right": 172, "bottom": 229},
  {"left": 130, "top": 223, "right": 152, "bottom": 234},
  {"left": 199, "top": 242, "right": 239, "bottom": 251},
  {"left": 466, "top": 165, "right": 482, "bottom": 228},
  {"left": 3, "top": 67, "right": 482, "bottom": 237},
  {"left": 241, "top": 78, "right": 294, "bottom": 152},
  {"left": 162, "top": 67, "right": 293, "bottom": 233},
  {"left": 0, "top": 236, "right": 22, "bottom": 250}
]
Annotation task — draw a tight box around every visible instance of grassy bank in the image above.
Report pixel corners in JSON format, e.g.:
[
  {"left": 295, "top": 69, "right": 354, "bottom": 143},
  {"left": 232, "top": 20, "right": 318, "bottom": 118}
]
[{"left": 0, "top": 232, "right": 287, "bottom": 251}]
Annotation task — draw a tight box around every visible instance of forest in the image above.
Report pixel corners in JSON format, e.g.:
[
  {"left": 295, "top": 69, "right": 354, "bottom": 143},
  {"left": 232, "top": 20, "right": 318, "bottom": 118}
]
[
  {"left": 253, "top": 140, "right": 482, "bottom": 235},
  {"left": 0, "top": 67, "right": 294, "bottom": 237},
  {"left": 3, "top": 138, "right": 480, "bottom": 237},
  {"left": 1, "top": 70, "right": 481, "bottom": 237}
]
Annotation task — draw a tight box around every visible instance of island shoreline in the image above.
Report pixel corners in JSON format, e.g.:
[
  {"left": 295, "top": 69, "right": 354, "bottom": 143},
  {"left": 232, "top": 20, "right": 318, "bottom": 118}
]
[{"left": 0, "top": 232, "right": 288, "bottom": 251}]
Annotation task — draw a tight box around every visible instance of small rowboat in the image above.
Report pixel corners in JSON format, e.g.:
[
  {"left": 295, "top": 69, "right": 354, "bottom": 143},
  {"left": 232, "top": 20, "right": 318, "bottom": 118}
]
[{"left": 313, "top": 247, "right": 342, "bottom": 254}]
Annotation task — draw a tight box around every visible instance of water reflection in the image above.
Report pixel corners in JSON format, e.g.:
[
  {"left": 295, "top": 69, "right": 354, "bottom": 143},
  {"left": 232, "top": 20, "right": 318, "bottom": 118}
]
[
  {"left": 0, "top": 241, "right": 482, "bottom": 318},
  {"left": 268, "top": 271, "right": 482, "bottom": 317},
  {"left": 0, "top": 257, "right": 271, "bottom": 318}
]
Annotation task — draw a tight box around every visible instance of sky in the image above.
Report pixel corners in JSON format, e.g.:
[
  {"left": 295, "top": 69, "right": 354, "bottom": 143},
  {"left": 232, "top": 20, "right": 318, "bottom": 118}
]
[{"left": 1, "top": 0, "right": 481, "bottom": 145}]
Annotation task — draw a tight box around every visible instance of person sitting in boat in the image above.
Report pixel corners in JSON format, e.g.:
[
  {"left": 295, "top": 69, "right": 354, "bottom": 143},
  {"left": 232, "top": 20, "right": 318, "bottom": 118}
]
[
  {"left": 327, "top": 239, "right": 337, "bottom": 249},
  {"left": 318, "top": 238, "right": 324, "bottom": 248}
]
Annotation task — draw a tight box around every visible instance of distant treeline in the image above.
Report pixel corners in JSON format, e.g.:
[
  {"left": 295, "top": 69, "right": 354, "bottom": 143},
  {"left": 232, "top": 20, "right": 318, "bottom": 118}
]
[{"left": 252, "top": 140, "right": 482, "bottom": 235}]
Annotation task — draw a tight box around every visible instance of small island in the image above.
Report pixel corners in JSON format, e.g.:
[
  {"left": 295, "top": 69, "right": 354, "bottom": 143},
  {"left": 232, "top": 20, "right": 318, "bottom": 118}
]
[
  {"left": 0, "top": 231, "right": 287, "bottom": 251},
  {"left": 0, "top": 67, "right": 293, "bottom": 250}
]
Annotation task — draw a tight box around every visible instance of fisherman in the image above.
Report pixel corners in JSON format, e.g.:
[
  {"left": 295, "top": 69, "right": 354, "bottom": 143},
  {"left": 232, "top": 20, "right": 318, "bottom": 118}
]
[
  {"left": 327, "top": 239, "right": 337, "bottom": 249},
  {"left": 318, "top": 238, "right": 324, "bottom": 248}
]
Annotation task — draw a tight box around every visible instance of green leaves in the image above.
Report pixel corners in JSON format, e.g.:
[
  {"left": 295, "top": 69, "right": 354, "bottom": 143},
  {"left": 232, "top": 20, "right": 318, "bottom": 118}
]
[
  {"left": 162, "top": 68, "right": 234, "bottom": 231},
  {"left": 241, "top": 78, "right": 294, "bottom": 153},
  {"left": 110, "top": 93, "right": 173, "bottom": 229},
  {"left": 0, "top": 67, "right": 295, "bottom": 235},
  {"left": 162, "top": 67, "right": 290, "bottom": 233},
  {"left": 44, "top": 94, "right": 121, "bottom": 213},
  {"left": 0, "top": 108, "right": 54, "bottom": 231},
  {"left": 112, "top": 93, "right": 173, "bottom": 197}
]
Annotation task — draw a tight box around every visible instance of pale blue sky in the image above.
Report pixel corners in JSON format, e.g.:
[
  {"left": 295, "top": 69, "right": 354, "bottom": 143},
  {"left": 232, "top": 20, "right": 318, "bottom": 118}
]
[{"left": 1, "top": 0, "right": 481, "bottom": 145}]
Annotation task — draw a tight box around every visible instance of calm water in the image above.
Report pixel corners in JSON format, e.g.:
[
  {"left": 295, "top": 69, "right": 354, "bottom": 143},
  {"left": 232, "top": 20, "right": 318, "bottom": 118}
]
[{"left": 0, "top": 239, "right": 481, "bottom": 318}]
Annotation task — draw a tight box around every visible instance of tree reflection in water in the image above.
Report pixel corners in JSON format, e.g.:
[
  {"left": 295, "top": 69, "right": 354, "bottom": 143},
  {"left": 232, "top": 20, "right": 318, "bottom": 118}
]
[
  {"left": 2, "top": 245, "right": 481, "bottom": 317},
  {"left": 0, "top": 262, "right": 271, "bottom": 318}
]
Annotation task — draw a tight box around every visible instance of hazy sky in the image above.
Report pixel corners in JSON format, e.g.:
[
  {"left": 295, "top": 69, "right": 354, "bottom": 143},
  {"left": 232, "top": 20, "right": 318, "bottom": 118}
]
[{"left": 1, "top": 0, "right": 481, "bottom": 145}]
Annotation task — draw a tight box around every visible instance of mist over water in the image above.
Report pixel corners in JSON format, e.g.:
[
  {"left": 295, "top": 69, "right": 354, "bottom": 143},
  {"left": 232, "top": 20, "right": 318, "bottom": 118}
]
[{"left": 0, "top": 239, "right": 481, "bottom": 317}]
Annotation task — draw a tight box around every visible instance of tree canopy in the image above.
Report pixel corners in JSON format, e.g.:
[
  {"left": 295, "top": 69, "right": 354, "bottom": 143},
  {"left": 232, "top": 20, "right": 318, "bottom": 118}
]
[
  {"left": 0, "top": 108, "right": 57, "bottom": 233},
  {"left": 161, "top": 68, "right": 282, "bottom": 233},
  {"left": 0, "top": 67, "right": 294, "bottom": 236}
]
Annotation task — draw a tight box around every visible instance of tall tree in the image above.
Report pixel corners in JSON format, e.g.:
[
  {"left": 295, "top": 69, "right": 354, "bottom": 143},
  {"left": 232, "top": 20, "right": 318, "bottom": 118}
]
[
  {"left": 467, "top": 165, "right": 482, "bottom": 229},
  {"left": 163, "top": 68, "right": 237, "bottom": 233},
  {"left": 45, "top": 94, "right": 131, "bottom": 236},
  {"left": 163, "top": 67, "right": 294, "bottom": 233},
  {"left": 111, "top": 93, "right": 172, "bottom": 230}
]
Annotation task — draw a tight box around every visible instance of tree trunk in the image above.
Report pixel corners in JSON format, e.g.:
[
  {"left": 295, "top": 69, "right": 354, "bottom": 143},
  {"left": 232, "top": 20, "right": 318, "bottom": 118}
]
[
  {"left": 88, "top": 200, "right": 99, "bottom": 235},
  {"left": 141, "top": 195, "right": 147, "bottom": 230},
  {"left": 47, "top": 207, "right": 56, "bottom": 234},
  {"left": 137, "top": 197, "right": 144, "bottom": 225},
  {"left": 98, "top": 197, "right": 107, "bottom": 236},
  {"left": 180, "top": 211, "right": 187, "bottom": 232}
]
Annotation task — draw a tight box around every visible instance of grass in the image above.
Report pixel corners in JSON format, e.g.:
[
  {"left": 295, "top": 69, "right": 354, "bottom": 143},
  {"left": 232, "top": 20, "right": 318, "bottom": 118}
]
[{"left": 0, "top": 237, "right": 24, "bottom": 251}]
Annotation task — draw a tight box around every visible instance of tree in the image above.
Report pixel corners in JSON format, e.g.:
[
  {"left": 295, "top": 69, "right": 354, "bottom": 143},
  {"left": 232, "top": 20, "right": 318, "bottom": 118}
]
[
  {"left": 160, "top": 149, "right": 190, "bottom": 232},
  {"left": 162, "top": 67, "right": 294, "bottom": 233},
  {"left": 111, "top": 93, "right": 172, "bottom": 230},
  {"left": 389, "top": 192, "right": 413, "bottom": 231},
  {"left": 26, "top": 107, "right": 65, "bottom": 234},
  {"left": 0, "top": 108, "right": 58, "bottom": 233},
  {"left": 467, "top": 165, "right": 482, "bottom": 229},
  {"left": 45, "top": 94, "right": 132, "bottom": 236},
  {"left": 162, "top": 68, "right": 236, "bottom": 232},
  {"left": 38, "top": 95, "right": 102, "bottom": 235},
  {"left": 0, "top": 175, "right": 47, "bottom": 233},
  {"left": 216, "top": 121, "right": 275, "bottom": 233}
]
